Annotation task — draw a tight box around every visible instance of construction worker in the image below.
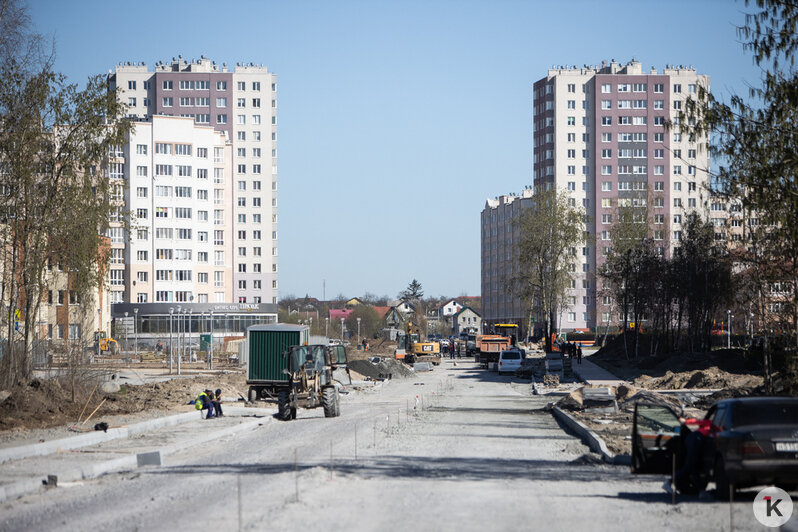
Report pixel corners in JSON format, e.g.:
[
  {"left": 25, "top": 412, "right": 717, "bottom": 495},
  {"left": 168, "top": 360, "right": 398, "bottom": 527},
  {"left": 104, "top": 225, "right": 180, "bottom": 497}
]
[
  {"left": 212, "top": 388, "right": 224, "bottom": 417},
  {"left": 195, "top": 389, "right": 215, "bottom": 419}
]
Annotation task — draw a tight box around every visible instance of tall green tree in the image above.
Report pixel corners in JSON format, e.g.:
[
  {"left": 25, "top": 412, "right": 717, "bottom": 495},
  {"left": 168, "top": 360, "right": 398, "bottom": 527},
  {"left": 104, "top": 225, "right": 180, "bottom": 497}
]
[
  {"left": 682, "top": 0, "right": 798, "bottom": 348},
  {"left": 0, "top": 2, "right": 130, "bottom": 386},
  {"left": 512, "top": 187, "right": 583, "bottom": 351},
  {"left": 400, "top": 279, "right": 424, "bottom": 301}
]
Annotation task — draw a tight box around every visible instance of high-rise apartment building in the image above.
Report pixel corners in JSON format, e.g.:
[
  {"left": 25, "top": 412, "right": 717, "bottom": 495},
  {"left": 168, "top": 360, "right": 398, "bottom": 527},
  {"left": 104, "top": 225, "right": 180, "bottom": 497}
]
[
  {"left": 483, "top": 60, "right": 710, "bottom": 334},
  {"left": 108, "top": 55, "right": 278, "bottom": 306},
  {"left": 121, "top": 115, "right": 233, "bottom": 305}
]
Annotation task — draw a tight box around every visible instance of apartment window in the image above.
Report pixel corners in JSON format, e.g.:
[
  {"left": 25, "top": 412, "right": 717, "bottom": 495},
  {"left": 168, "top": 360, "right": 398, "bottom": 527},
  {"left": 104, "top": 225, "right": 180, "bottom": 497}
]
[
  {"left": 238, "top": 230, "right": 246, "bottom": 240},
  {"left": 162, "top": 97, "right": 173, "bottom": 107},
  {"left": 601, "top": 133, "right": 612, "bottom": 142},
  {"left": 253, "top": 115, "right": 261, "bottom": 125},
  {"left": 653, "top": 149, "right": 663, "bottom": 159},
  {"left": 217, "top": 114, "right": 227, "bottom": 124},
  {"left": 252, "top": 98, "right": 261, "bottom": 108},
  {"left": 128, "top": 97, "right": 136, "bottom": 107},
  {"left": 673, "top": 84, "right": 682, "bottom": 93},
  {"left": 567, "top": 100, "right": 576, "bottom": 109},
  {"left": 674, "top": 182, "right": 682, "bottom": 191},
  {"left": 567, "top": 149, "right": 575, "bottom": 159},
  {"left": 654, "top": 116, "right": 664, "bottom": 126},
  {"left": 252, "top": 81, "right": 261, "bottom": 91},
  {"left": 214, "top": 230, "right": 224, "bottom": 245},
  {"left": 197, "top": 168, "right": 208, "bottom": 179},
  {"left": 137, "top": 228, "right": 148, "bottom": 240},
  {"left": 654, "top": 181, "right": 664, "bottom": 191},
  {"left": 175, "top": 207, "right": 192, "bottom": 219},
  {"left": 196, "top": 97, "right": 209, "bottom": 106},
  {"left": 654, "top": 214, "right": 664, "bottom": 224},
  {"left": 196, "top": 114, "right": 209, "bottom": 123},
  {"left": 601, "top": 198, "right": 612, "bottom": 208},
  {"left": 601, "top": 181, "right": 611, "bottom": 191},
  {"left": 567, "top": 83, "right": 576, "bottom": 93},
  {"left": 674, "top": 198, "right": 682, "bottom": 207},
  {"left": 198, "top": 252, "right": 208, "bottom": 263},
  {"left": 617, "top": 83, "right": 630, "bottom": 93},
  {"left": 177, "top": 165, "right": 191, "bottom": 177},
  {"left": 673, "top": 100, "right": 682, "bottom": 110},
  {"left": 601, "top": 149, "right": 612, "bottom": 159},
  {"left": 654, "top": 133, "right": 664, "bottom": 142},
  {"left": 216, "top": 81, "right": 227, "bottom": 90},
  {"left": 567, "top": 117, "right": 575, "bottom": 126},
  {"left": 601, "top": 83, "right": 611, "bottom": 93},
  {"left": 601, "top": 214, "right": 612, "bottom": 224},
  {"left": 175, "top": 144, "right": 191, "bottom": 156},
  {"left": 238, "top": 280, "right": 247, "bottom": 290},
  {"left": 163, "top": 80, "right": 173, "bottom": 90},
  {"left": 136, "top": 208, "right": 148, "bottom": 219},
  {"left": 688, "top": 198, "right": 697, "bottom": 208},
  {"left": 237, "top": 114, "right": 246, "bottom": 125},
  {"left": 179, "top": 97, "right": 193, "bottom": 107},
  {"left": 567, "top": 166, "right": 575, "bottom": 175},
  {"left": 238, "top": 247, "right": 246, "bottom": 257},
  {"left": 653, "top": 100, "right": 664, "bottom": 110},
  {"left": 237, "top": 98, "right": 246, "bottom": 108},
  {"left": 601, "top": 116, "right": 612, "bottom": 126},
  {"left": 653, "top": 83, "right": 664, "bottom": 93},
  {"left": 155, "top": 143, "right": 172, "bottom": 155}
]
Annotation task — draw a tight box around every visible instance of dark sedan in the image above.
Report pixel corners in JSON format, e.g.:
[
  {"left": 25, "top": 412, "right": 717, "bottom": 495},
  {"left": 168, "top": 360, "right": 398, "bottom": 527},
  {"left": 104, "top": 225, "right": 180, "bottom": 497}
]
[{"left": 632, "top": 396, "right": 798, "bottom": 497}]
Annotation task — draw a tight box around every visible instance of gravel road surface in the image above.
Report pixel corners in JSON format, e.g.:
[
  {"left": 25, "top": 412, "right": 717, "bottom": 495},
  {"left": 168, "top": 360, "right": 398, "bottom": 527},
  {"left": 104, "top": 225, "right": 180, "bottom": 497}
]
[{"left": 0, "top": 361, "right": 792, "bottom": 531}]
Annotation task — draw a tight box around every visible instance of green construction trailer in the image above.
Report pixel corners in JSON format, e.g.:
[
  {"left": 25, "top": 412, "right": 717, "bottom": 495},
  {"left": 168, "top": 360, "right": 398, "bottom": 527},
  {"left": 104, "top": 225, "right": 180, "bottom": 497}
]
[{"left": 246, "top": 324, "right": 309, "bottom": 402}]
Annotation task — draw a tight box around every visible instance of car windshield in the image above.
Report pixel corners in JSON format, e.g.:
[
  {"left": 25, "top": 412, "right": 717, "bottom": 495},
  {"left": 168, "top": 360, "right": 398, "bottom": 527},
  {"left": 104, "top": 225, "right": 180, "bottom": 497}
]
[
  {"left": 733, "top": 402, "right": 798, "bottom": 426},
  {"left": 501, "top": 352, "right": 521, "bottom": 360}
]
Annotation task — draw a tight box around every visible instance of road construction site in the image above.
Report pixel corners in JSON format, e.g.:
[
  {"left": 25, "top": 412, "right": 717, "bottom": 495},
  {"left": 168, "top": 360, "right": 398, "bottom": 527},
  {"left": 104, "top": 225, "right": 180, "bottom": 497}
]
[{"left": 0, "top": 356, "right": 788, "bottom": 532}]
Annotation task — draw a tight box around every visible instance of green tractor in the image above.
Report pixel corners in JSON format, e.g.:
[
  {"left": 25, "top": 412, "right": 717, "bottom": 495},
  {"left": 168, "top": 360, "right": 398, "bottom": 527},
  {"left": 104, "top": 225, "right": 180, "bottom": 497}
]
[{"left": 278, "top": 344, "right": 347, "bottom": 421}]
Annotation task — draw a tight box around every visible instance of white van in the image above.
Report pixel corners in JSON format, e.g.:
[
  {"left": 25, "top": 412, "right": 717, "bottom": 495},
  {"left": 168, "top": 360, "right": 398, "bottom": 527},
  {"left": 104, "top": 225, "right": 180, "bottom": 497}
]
[{"left": 497, "top": 350, "right": 523, "bottom": 376}]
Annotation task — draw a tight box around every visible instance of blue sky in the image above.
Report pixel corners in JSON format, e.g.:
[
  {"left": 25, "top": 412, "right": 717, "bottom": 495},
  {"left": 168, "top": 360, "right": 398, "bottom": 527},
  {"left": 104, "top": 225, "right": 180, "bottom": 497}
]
[{"left": 31, "top": 0, "right": 761, "bottom": 301}]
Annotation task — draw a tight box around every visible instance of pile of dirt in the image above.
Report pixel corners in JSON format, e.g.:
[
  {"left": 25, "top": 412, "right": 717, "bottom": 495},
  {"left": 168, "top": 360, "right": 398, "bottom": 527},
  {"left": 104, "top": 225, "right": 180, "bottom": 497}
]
[
  {"left": 347, "top": 358, "right": 417, "bottom": 380},
  {"left": 0, "top": 371, "right": 248, "bottom": 432},
  {"left": 618, "top": 389, "right": 683, "bottom": 412},
  {"left": 633, "top": 367, "right": 763, "bottom": 390}
]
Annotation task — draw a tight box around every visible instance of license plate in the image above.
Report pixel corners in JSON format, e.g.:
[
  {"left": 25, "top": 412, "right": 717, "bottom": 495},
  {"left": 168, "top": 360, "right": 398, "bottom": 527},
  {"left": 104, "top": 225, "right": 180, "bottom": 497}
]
[{"left": 775, "top": 441, "right": 798, "bottom": 452}]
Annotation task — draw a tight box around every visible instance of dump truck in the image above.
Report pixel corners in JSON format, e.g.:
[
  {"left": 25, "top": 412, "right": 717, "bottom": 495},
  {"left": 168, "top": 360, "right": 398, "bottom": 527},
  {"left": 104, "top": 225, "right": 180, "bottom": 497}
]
[
  {"left": 278, "top": 343, "right": 348, "bottom": 420},
  {"left": 475, "top": 334, "right": 512, "bottom": 369},
  {"left": 246, "top": 324, "right": 309, "bottom": 402}
]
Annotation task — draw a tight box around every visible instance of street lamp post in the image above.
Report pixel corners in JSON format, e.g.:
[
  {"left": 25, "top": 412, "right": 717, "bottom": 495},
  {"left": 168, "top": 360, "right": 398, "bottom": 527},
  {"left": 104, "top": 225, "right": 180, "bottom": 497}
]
[
  {"left": 325, "top": 317, "right": 329, "bottom": 338},
  {"left": 133, "top": 308, "right": 139, "bottom": 361},
  {"left": 176, "top": 306, "right": 182, "bottom": 375},
  {"left": 341, "top": 318, "right": 345, "bottom": 342},
  {"left": 188, "top": 309, "right": 193, "bottom": 362},
  {"left": 124, "top": 312, "right": 128, "bottom": 353},
  {"left": 727, "top": 310, "right": 732, "bottom": 349},
  {"left": 357, "top": 317, "right": 361, "bottom": 348},
  {"left": 169, "top": 307, "right": 174, "bottom": 374},
  {"left": 209, "top": 311, "right": 214, "bottom": 370}
]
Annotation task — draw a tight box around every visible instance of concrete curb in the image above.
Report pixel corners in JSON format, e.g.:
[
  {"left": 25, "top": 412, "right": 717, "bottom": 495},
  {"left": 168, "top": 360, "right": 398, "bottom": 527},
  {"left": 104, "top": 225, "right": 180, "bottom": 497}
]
[
  {"left": 0, "top": 412, "right": 270, "bottom": 504},
  {"left": 551, "top": 405, "right": 631, "bottom": 466},
  {"left": 0, "top": 405, "right": 273, "bottom": 466}
]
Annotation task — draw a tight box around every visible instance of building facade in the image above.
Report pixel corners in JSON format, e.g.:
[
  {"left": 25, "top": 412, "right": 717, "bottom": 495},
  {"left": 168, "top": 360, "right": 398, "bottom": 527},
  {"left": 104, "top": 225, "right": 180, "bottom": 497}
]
[
  {"left": 108, "top": 55, "right": 278, "bottom": 306},
  {"left": 483, "top": 60, "right": 710, "bottom": 332},
  {"left": 121, "top": 115, "right": 234, "bottom": 305},
  {"left": 481, "top": 188, "right": 534, "bottom": 334}
]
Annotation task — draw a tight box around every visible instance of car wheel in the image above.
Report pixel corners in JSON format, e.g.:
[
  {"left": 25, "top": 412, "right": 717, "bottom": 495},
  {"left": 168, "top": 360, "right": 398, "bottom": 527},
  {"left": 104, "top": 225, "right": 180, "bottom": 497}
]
[{"left": 713, "top": 456, "right": 732, "bottom": 500}]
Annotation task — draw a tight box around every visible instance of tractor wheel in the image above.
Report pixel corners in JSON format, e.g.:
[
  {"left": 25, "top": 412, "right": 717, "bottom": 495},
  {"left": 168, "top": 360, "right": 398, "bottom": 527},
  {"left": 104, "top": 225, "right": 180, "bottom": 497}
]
[
  {"left": 322, "top": 387, "right": 337, "bottom": 418},
  {"left": 248, "top": 387, "right": 258, "bottom": 403},
  {"left": 332, "top": 388, "right": 341, "bottom": 417},
  {"left": 277, "top": 391, "right": 292, "bottom": 421}
]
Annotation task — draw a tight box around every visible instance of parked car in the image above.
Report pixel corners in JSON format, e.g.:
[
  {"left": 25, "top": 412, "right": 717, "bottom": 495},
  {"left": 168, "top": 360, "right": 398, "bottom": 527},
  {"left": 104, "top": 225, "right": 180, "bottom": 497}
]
[
  {"left": 497, "top": 350, "right": 523, "bottom": 375},
  {"left": 632, "top": 397, "right": 798, "bottom": 497}
]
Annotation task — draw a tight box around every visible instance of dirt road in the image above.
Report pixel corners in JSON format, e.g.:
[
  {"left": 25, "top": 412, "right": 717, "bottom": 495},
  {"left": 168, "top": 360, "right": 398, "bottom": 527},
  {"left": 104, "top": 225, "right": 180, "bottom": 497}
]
[{"left": 0, "top": 361, "right": 788, "bottom": 531}]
